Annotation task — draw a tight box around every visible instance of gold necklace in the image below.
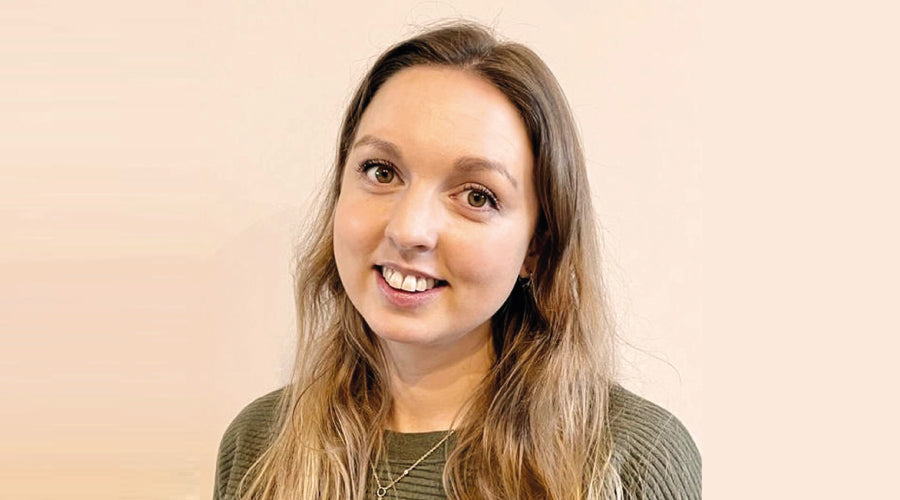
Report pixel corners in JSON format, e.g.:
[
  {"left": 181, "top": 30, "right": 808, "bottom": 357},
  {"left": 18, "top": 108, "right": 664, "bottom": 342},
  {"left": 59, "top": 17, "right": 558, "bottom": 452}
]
[{"left": 370, "top": 429, "right": 455, "bottom": 499}]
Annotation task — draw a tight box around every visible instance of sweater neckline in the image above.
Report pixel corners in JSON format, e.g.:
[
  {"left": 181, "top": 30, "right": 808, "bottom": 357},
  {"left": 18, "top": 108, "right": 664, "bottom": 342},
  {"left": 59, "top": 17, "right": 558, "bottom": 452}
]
[{"left": 383, "top": 429, "right": 456, "bottom": 462}]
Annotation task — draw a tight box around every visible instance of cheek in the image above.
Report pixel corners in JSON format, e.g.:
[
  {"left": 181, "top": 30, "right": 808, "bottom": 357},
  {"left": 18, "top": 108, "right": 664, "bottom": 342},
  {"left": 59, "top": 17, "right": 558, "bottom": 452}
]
[
  {"left": 447, "top": 225, "right": 530, "bottom": 291},
  {"left": 333, "top": 194, "right": 378, "bottom": 271}
]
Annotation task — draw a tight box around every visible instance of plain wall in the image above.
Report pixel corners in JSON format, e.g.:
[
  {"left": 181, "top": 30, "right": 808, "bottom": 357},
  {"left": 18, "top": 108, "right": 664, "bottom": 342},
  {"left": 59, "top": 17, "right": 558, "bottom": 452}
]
[{"left": 1, "top": 1, "right": 704, "bottom": 498}]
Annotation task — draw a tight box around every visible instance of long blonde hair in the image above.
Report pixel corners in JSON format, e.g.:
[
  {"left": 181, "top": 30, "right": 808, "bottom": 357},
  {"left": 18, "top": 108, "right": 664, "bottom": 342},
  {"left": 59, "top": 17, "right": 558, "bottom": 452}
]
[{"left": 239, "top": 21, "right": 620, "bottom": 500}]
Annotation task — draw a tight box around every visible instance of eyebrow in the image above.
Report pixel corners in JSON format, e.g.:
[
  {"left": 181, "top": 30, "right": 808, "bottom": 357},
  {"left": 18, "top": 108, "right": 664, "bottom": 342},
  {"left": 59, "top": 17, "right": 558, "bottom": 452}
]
[
  {"left": 453, "top": 156, "right": 518, "bottom": 189},
  {"left": 352, "top": 134, "right": 518, "bottom": 189},
  {"left": 352, "top": 135, "right": 403, "bottom": 160}
]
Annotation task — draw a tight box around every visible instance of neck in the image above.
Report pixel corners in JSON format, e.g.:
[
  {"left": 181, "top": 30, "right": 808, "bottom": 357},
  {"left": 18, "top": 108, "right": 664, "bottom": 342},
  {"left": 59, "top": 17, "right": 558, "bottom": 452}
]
[{"left": 382, "top": 328, "right": 493, "bottom": 433}]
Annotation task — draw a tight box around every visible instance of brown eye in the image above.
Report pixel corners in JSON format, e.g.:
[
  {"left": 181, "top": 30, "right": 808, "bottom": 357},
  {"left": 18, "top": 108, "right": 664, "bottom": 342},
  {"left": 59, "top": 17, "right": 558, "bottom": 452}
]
[
  {"left": 374, "top": 166, "right": 394, "bottom": 183},
  {"left": 365, "top": 164, "right": 395, "bottom": 183},
  {"left": 467, "top": 190, "right": 487, "bottom": 207}
]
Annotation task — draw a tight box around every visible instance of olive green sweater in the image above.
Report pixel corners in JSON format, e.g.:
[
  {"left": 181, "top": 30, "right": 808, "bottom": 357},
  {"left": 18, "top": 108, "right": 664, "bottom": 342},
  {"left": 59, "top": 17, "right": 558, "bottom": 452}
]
[{"left": 213, "top": 385, "right": 701, "bottom": 499}]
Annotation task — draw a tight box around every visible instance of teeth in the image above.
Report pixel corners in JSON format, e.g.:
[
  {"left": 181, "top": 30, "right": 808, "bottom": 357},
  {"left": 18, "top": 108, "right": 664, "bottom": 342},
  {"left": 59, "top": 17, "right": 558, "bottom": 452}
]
[
  {"left": 388, "top": 270, "right": 403, "bottom": 289},
  {"left": 380, "top": 266, "right": 440, "bottom": 293},
  {"left": 401, "top": 275, "right": 417, "bottom": 291}
]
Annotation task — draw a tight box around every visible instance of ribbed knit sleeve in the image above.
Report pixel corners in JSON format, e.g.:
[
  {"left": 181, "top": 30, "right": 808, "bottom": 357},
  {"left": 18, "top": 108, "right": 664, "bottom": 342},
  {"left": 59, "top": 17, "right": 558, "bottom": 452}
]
[
  {"left": 608, "top": 385, "right": 702, "bottom": 500},
  {"left": 213, "top": 389, "right": 283, "bottom": 500}
]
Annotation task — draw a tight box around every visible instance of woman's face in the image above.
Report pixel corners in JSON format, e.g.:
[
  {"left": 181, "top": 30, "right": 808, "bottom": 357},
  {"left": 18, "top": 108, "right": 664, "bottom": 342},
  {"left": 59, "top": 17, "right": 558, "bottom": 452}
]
[{"left": 333, "top": 66, "right": 538, "bottom": 349}]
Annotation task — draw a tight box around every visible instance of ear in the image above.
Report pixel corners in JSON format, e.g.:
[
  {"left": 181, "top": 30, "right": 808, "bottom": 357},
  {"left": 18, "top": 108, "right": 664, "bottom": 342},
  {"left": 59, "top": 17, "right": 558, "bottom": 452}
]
[{"left": 519, "top": 230, "right": 546, "bottom": 278}]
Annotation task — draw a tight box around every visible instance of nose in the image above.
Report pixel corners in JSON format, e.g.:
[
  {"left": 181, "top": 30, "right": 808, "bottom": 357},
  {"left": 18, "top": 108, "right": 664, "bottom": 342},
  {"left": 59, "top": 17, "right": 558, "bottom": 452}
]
[{"left": 384, "top": 188, "right": 440, "bottom": 254}]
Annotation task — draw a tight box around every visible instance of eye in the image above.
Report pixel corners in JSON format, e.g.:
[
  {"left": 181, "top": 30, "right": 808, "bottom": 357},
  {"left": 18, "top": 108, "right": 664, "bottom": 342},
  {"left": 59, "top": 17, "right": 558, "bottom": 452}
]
[
  {"left": 359, "top": 160, "right": 396, "bottom": 184},
  {"left": 460, "top": 185, "right": 499, "bottom": 209},
  {"left": 467, "top": 190, "right": 488, "bottom": 207}
]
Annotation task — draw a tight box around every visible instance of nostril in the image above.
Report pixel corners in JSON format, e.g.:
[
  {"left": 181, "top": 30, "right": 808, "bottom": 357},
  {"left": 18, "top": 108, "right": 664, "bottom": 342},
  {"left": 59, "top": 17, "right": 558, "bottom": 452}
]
[{"left": 384, "top": 209, "right": 440, "bottom": 251}]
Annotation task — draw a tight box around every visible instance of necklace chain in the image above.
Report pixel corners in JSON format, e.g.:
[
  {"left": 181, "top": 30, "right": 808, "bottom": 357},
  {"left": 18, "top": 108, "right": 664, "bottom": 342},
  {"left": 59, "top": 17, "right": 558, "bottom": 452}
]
[{"left": 370, "top": 429, "right": 455, "bottom": 499}]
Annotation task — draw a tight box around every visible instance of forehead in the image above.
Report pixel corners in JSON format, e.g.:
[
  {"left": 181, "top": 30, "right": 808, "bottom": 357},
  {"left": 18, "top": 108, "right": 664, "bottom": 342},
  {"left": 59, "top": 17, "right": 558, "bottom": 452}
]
[{"left": 355, "top": 66, "right": 533, "bottom": 178}]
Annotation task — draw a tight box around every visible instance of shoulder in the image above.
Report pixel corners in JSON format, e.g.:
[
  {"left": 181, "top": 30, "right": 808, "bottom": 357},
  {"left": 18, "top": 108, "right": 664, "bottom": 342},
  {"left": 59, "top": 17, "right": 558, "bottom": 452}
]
[
  {"left": 213, "top": 388, "right": 285, "bottom": 500},
  {"left": 607, "top": 384, "right": 702, "bottom": 500}
]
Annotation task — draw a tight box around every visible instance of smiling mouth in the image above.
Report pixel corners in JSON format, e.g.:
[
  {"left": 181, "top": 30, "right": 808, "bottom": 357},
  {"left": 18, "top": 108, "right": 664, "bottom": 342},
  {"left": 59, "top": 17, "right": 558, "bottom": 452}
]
[{"left": 375, "top": 265, "right": 449, "bottom": 293}]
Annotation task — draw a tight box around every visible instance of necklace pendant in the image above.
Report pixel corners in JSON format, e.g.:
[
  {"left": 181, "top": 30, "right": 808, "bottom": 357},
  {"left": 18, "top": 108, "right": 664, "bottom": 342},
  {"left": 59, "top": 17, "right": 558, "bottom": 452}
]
[{"left": 376, "top": 486, "right": 388, "bottom": 498}]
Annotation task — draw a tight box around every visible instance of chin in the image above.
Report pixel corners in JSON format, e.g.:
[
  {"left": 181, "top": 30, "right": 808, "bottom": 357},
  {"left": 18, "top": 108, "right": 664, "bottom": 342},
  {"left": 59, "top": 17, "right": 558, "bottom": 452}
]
[{"left": 369, "top": 324, "right": 442, "bottom": 346}]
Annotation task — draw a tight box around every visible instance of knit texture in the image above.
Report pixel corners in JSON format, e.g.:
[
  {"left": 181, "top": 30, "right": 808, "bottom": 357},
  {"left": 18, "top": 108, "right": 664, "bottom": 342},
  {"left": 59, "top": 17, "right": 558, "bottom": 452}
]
[{"left": 213, "top": 385, "right": 701, "bottom": 499}]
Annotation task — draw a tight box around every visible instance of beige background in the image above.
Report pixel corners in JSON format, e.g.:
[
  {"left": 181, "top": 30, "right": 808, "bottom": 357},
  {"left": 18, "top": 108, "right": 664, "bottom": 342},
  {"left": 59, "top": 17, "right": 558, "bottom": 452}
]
[{"left": 4, "top": 1, "right": 895, "bottom": 499}]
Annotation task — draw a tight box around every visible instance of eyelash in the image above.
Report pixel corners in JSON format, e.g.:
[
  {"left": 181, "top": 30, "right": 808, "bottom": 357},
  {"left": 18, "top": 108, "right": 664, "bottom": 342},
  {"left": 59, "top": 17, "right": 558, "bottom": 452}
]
[
  {"left": 356, "top": 159, "right": 501, "bottom": 210},
  {"left": 459, "top": 183, "right": 500, "bottom": 209},
  {"left": 357, "top": 159, "right": 397, "bottom": 177}
]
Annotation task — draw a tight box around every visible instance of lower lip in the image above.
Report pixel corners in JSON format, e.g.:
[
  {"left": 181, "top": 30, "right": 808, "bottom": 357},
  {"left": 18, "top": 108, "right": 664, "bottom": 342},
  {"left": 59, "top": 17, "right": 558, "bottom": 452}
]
[{"left": 375, "top": 268, "right": 444, "bottom": 309}]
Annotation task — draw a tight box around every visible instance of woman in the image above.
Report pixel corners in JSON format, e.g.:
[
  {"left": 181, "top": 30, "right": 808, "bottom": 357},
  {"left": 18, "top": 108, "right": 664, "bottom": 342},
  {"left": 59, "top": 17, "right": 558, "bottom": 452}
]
[{"left": 214, "top": 21, "right": 700, "bottom": 500}]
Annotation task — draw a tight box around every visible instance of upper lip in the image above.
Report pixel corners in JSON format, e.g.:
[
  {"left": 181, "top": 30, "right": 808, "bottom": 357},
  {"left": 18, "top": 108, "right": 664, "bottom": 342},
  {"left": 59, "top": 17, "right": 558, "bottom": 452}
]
[{"left": 377, "top": 262, "right": 443, "bottom": 282}]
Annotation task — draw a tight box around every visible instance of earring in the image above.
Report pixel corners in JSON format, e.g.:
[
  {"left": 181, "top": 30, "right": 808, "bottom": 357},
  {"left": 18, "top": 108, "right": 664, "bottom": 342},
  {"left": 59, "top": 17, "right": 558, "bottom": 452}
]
[
  {"left": 517, "top": 276, "right": 531, "bottom": 290},
  {"left": 518, "top": 268, "right": 533, "bottom": 290}
]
